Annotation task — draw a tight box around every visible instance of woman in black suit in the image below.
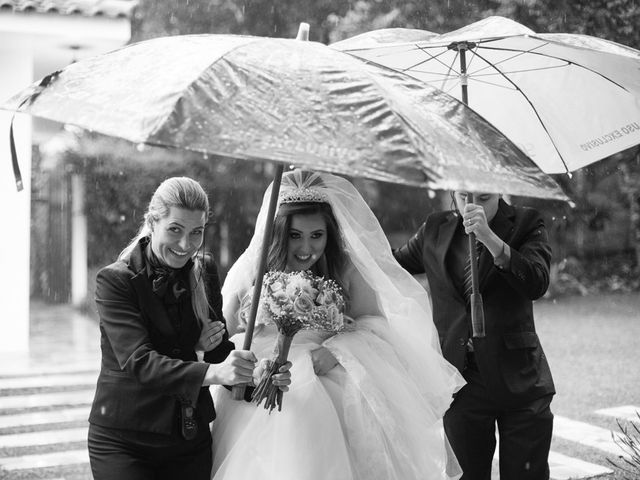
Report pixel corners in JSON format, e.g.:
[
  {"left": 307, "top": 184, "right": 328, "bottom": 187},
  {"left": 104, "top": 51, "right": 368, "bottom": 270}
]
[{"left": 87, "top": 177, "right": 290, "bottom": 480}]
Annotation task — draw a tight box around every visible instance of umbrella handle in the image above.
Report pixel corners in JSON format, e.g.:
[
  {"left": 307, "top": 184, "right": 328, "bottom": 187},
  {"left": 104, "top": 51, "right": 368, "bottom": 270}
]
[
  {"left": 470, "top": 292, "right": 485, "bottom": 338},
  {"left": 467, "top": 193, "right": 486, "bottom": 338},
  {"left": 230, "top": 164, "right": 284, "bottom": 400},
  {"left": 296, "top": 22, "right": 309, "bottom": 41}
]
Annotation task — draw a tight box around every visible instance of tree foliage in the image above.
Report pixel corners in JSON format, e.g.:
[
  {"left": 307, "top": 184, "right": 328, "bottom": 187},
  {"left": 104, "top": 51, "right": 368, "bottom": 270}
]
[
  {"left": 41, "top": 0, "right": 640, "bottom": 298},
  {"left": 127, "top": 0, "right": 640, "bottom": 278},
  {"left": 56, "top": 133, "right": 269, "bottom": 274}
]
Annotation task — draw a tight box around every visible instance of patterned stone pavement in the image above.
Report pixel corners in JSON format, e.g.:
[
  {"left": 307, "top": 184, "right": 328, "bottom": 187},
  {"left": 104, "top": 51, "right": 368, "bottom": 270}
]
[{"left": 0, "top": 302, "right": 98, "bottom": 480}]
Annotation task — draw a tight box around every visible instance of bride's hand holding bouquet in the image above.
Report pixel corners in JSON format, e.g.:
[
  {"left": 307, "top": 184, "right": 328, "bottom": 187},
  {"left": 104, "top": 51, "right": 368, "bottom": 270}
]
[{"left": 251, "top": 269, "right": 346, "bottom": 413}]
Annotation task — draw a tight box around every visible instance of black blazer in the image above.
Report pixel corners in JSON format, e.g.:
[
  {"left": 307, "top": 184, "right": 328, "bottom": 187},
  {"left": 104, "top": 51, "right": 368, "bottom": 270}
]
[
  {"left": 89, "top": 239, "right": 234, "bottom": 435},
  {"left": 394, "top": 200, "right": 555, "bottom": 407}
]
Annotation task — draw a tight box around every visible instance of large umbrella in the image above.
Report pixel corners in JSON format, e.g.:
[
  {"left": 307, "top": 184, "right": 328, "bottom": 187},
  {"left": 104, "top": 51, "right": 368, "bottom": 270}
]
[
  {"left": 333, "top": 15, "right": 640, "bottom": 174},
  {"left": 2, "top": 25, "right": 565, "bottom": 396},
  {"left": 3, "top": 29, "right": 565, "bottom": 198},
  {"left": 334, "top": 15, "right": 640, "bottom": 337}
]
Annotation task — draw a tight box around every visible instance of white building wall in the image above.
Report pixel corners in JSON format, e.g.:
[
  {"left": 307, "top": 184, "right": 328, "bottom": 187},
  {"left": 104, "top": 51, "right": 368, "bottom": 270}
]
[
  {"left": 0, "top": 12, "right": 131, "bottom": 353},
  {"left": 0, "top": 48, "right": 33, "bottom": 352},
  {"left": 71, "top": 173, "right": 88, "bottom": 306}
]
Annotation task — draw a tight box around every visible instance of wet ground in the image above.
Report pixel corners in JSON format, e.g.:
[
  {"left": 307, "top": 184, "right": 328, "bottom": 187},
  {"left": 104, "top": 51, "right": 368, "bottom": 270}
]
[
  {"left": 0, "top": 302, "right": 100, "bottom": 376},
  {"left": 0, "top": 295, "right": 638, "bottom": 479},
  {"left": 0, "top": 302, "right": 98, "bottom": 480}
]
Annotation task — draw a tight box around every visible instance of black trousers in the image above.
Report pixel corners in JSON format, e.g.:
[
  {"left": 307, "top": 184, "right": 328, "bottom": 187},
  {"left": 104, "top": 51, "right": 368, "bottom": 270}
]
[
  {"left": 88, "top": 423, "right": 212, "bottom": 480},
  {"left": 444, "top": 358, "right": 553, "bottom": 480}
]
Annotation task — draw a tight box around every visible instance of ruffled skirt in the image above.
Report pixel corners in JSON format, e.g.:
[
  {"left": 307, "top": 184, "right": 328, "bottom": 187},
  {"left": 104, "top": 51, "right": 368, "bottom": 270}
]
[{"left": 211, "top": 318, "right": 461, "bottom": 480}]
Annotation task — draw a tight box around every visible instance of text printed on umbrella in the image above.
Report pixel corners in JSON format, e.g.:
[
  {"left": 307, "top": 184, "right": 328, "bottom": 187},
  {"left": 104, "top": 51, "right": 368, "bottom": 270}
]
[{"left": 580, "top": 122, "right": 640, "bottom": 152}]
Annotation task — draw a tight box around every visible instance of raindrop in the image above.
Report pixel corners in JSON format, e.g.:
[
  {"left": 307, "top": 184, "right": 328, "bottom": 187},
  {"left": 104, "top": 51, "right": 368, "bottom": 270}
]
[
  {"left": 568, "top": 201, "right": 576, "bottom": 209},
  {"left": 136, "top": 143, "right": 146, "bottom": 152},
  {"left": 119, "top": 215, "right": 126, "bottom": 223}
]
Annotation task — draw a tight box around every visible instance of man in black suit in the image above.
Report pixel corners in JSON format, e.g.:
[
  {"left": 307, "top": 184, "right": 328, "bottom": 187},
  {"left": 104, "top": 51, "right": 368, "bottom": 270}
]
[{"left": 393, "top": 191, "right": 555, "bottom": 480}]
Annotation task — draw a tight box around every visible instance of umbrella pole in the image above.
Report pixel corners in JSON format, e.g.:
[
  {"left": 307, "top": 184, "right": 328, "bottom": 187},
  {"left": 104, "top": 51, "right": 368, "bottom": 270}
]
[
  {"left": 231, "top": 163, "right": 284, "bottom": 400},
  {"left": 466, "top": 192, "right": 485, "bottom": 338},
  {"left": 450, "top": 41, "right": 485, "bottom": 338},
  {"left": 231, "top": 22, "right": 311, "bottom": 401}
]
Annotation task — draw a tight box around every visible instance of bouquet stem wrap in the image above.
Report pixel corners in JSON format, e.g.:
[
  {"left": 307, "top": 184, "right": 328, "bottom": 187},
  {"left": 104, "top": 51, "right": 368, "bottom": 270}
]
[
  {"left": 245, "top": 269, "right": 346, "bottom": 413},
  {"left": 252, "top": 331, "right": 294, "bottom": 413}
]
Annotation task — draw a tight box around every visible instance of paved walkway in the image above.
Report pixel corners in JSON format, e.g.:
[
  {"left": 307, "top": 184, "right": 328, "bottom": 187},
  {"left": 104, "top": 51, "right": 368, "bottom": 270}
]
[
  {"left": 0, "top": 302, "right": 100, "bottom": 377},
  {"left": 0, "top": 302, "right": 633, "bottom": 479},
  {"left": 0, "top": 302, "right": 98, "bottom": 480}
]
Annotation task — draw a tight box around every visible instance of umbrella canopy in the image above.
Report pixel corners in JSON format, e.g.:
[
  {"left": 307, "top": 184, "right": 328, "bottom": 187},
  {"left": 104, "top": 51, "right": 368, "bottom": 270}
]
[
  {"left": 332, "top": 27, "right": 438, "bottom": 48},
  {"left": 333, "top": 15, "right": 640, "bottom": 174},
  {"left": 2, "top": 32, "right": 565, "bottom": 200}
]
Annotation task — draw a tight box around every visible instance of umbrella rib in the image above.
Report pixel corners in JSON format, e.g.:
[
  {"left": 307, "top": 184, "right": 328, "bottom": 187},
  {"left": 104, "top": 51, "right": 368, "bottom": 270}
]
[
  {"left": 469, "top": 48, "right": 570, "bottom": 173},
  {"left": 381, "top": 44, "right": 463, "bottom": 92},
  {"left": 401, "top": 45, "right": 461, "bottom": 76},
  {"left": 461, "top": 75, "right": 519, "bottom": 91},
  {"left": 439, "top": 79, "right": 467, "bottom": 96},
  {"left": 466, "top": 44, "right": 572, "bottom": 79},
  {"left": 441, "top": 50, "right": 461, "bottom": 92},
  {"left": 467, "top": 46, "right": 533, "bottom": 77},
  {"left": 470, "top": 63, "right": 571, "bottom": 77},
  {"left": 375, "top": 44, "right": 572, "bottom": 85},
  {"left": 343, "top": 46, "right": 464, "bottom": 95},
  {"left": 362, "top": 37, "right": 630, "bottom": 91},
  {"left": 408, "top": 63, "right": 572, "bottom": 90},
  {"left": 478, "top": 41, "right": 632, "bottom": 92}
]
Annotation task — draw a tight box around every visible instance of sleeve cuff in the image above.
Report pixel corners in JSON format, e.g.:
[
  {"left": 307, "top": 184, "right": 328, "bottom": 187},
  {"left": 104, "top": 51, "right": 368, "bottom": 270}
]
[
  {"left": 494, "top": 242, "right": 511, "bottom": 270},
  {"left": 222, "top": 384, "right": 255, "bottom": 402}
]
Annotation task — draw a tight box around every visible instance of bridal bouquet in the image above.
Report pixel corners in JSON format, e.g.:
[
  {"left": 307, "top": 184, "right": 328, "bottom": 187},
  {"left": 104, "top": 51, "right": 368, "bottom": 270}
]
[{"left": 251, "top": 270, "right": 346, "bottom": 412}]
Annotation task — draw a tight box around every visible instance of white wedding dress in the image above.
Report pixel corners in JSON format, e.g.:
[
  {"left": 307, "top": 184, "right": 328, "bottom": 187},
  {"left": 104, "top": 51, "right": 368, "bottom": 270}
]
[{"left": 210, "top": 171, "right": 465, "bottom": 480}]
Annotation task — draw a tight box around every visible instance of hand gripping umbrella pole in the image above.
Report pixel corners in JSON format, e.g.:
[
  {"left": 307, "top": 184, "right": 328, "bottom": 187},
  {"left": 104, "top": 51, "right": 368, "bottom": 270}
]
[
  {"left": 230, "top": 23, "right": 310, "bottom": 400},
  {"left": 466, "top": 191, "right": 485, "bottom": 339},
  {"left": 230, "top": 163, "right": 284, "bottom": 400},
  {"left": 450, "top": 41, "right": 486, "bottom": 338}
]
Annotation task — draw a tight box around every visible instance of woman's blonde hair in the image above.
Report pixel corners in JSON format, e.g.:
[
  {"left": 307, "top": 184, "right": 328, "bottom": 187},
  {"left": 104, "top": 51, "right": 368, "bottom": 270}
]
[{"left": 120, "top": 177, "right": 211, "bottom": 325}]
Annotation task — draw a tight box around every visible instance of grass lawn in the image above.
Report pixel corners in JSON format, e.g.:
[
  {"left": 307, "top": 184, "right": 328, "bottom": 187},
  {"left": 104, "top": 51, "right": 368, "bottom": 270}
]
[{"left": 534, "top": 292, "right": 640, "bottom": 479}]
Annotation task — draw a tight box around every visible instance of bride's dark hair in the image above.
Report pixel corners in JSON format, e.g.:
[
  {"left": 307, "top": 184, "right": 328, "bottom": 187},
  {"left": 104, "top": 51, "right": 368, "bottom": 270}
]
[{"left": 267, "top": 201, "right": 348, "bottom": 297}]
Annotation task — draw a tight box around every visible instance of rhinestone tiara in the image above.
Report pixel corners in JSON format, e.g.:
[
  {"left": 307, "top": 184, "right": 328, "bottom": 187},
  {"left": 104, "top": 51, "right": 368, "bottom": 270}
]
[{"left": 279, "top": 187, "right": 328, "bottom": 205}]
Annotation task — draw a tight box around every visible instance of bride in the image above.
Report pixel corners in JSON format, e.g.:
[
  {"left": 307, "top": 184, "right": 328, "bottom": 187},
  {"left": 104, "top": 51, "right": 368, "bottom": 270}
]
[{"left": 210, "top": 169, "right": 465, "bottom": 480}]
